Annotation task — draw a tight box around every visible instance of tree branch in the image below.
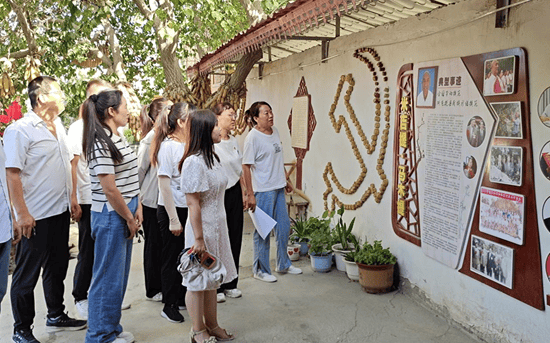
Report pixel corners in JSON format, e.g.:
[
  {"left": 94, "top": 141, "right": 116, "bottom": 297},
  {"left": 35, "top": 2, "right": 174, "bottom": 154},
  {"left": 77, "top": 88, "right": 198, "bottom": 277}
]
[
  {"left": 6, "top": 0, "right": 38, "bottom": 54},
  {"left": 104, "top": 19, "right": 126, "bottom": 80},
  {"left": 1, "top": 49, "right": 31, "bottom": 60},
  {"left": 132, "top": 0, "right": 153, "bottom": 21},
  {"left": 88, "top": 47, "right": 113, "bottom": 68},
  {"left": 227, "top": 49, "right": 263, "bottom": 89}
]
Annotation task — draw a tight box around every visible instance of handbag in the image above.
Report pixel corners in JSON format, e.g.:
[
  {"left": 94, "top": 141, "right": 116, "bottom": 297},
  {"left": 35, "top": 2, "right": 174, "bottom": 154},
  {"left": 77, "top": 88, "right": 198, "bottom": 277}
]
[{"left": 177, "top": 248, "right": 227, "bottom": 291}]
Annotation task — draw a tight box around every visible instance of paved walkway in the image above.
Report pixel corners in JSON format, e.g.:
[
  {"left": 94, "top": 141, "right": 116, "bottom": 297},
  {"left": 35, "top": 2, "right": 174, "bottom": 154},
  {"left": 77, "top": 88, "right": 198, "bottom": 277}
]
[{"left": 0, "top": 217, "right": 480, "bottom": 343}]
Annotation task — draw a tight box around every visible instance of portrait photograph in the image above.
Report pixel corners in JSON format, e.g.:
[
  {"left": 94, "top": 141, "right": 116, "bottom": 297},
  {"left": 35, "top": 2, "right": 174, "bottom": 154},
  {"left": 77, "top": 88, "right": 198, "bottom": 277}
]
[
  {"left": 463, "top": 156, "right": 477, "bottom": 179},
  {"left": 490, "top": 102, "right": 522, "bottom": 139},
  {"left": 539, "top": 141, "right": 550, "bottom": 181},
  {"left": 537, "top": 86, "right": 550, "bottom": 128},
  {"left": 483, "top": 55, "right": 515, "bottom": 96},
  {"left": 466, "top": 116, "right": 486, "bottom": 148},
  {"left": 470, "top": 235, "right": 514, "bottom": 289},
  {"left": 489, "top": 146, "right": 522, "bottom": 186},
  {"left": 479, "top": 187, "right": 524, "bottom": 245},
  {"left": 416, "top": 66, "right": 438, "bottom": 108}
]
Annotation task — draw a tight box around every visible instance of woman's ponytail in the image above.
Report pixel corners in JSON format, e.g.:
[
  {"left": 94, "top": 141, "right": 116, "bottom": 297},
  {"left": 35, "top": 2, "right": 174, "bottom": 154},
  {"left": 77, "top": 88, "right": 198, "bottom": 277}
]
[
  {"left": 150, "top": 104, "right": 172, "bottom": 167},
  {"left": 150, "top": 102, "right": 197, "bottom": 166},
  {"left": 82, "top": 90, "right": 124, "bottom": 164}
]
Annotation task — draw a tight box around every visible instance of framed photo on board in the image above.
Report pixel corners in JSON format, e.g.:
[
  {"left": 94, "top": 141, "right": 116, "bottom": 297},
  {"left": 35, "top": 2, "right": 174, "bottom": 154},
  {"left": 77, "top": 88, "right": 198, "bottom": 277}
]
[
  {"left": 479, "top": 187, "right": 524, "bottom": 245},
  {"left": 483, "top": 55, "right": 515, "bottom": 96},
  {"left": 538, "top": 87, "right": 550, "bottom": 127},
  {"left": 489, "top": 146, "right": 522, "bottom": 186},
  {"left": 490, "top": 102, "right": 522, "bottom": 139},
  {"left": 416, "top": 66, "right": 438, "bottom": 108},
  {"left": 470, "top": 235, "right": 514, "bottom": 289}
]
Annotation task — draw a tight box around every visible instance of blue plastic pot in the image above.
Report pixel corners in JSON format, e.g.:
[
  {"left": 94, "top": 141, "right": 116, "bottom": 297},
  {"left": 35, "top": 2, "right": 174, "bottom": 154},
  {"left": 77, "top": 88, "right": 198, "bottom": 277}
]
[
  {"left": 298, "top": 241, "right": 309, "bottom": 256},
  {"left": 310, "top": 252, "right": 333, "bottom": 273}
]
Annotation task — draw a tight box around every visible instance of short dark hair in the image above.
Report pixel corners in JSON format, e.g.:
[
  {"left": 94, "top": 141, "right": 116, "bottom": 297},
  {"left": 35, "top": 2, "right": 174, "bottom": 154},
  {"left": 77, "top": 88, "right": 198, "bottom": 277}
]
[
  {"left": 244, "top": 101, "right": 271, "bottom": 128},
  {"left": 28, "top": 76, "right": 57, "bottom": 109},
  {"left": 86, "top": 79, "right": 112, "bottom": 98},
  {"left": 211, "top": 102, "right": 234, "bottom": 116}
]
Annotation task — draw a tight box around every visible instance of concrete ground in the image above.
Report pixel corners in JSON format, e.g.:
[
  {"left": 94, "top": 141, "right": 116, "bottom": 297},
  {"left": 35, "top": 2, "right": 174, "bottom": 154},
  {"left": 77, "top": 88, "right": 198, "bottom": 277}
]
[{"left": 0, "top": 215, "right": 481, "bottom": 343}]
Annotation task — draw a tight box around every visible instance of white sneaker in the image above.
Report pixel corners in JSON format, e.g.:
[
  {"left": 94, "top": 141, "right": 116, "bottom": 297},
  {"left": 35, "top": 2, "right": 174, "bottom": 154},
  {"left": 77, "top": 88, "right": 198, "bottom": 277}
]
[
  {"left": 224, "top": 289, "right": 242, "bottom": 298},
  {"left": 146, "top": 292, "right": 162, "bottom": 302},
  {"left": 121, "top": 301, "right": 131, "bottom": 310},
  {"left": 253, "top": 271, "right": 277, "bottom": 283},
  {"left": 276, "top": 265, "right": 303, "bottom": 274},
  {"left": 217, "top": 293, "right": 226, "bottom": 303},
  {"left": 116, "top": 331, "right": 135, "bottom": 343},
  {"left": 75, "top": 299, "right": 88, "bottom": 320},
  {"left": 287, "top": 265, "right": 303, "bottom": 274}
]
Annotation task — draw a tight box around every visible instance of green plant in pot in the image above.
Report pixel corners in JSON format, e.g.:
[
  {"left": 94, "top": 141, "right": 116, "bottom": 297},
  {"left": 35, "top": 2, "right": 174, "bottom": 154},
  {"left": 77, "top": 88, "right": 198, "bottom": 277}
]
[
  {"left": 290, "top": 217, "right": 311, "bottom": 256},
  {"left": 330, "top": 207, "right": 358, "bottom": 272},
  {"left": 308, "top": 219, "right": 333, "bottom": 273},
  {"left": 354, "top": 240, "right": 397, "bottom": 293}
]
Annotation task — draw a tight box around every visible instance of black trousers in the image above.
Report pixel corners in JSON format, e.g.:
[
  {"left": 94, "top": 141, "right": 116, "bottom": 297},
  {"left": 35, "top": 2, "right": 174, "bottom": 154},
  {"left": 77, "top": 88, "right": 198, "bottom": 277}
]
[
  {"left": 142, "top": 205, "right": 163, "bottom": 298},
  {"left": 219, "top": 182, "right": 243, "bottom": 292},
  {"left": 72, "top": 204, "right": 93, "bottom": 302},
  {"left": 11, "top": 210, "right": 70, "bottom": 330},
  {"left": 157, "top": 205, "right": 187, "bottom": 306}
]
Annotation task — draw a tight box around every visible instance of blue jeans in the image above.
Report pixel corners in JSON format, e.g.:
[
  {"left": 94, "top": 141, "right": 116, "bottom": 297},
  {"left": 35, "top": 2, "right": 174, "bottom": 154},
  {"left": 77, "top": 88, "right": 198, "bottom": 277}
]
[
  {"left": 253, "top": 188, "right": 292, "bottom": 275},
  {"left": 86, "top": 197, "right": 137, "bottom": 343},
  {"left": 0, "top": 238, "right": 11, "bottom": 313}
]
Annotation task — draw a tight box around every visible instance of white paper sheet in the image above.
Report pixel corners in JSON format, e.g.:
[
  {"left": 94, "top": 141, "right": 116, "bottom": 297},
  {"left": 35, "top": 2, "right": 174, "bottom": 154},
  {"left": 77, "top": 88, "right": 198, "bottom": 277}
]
[{"left": 249, "top": 207, "right": 277, "bottom": 239}]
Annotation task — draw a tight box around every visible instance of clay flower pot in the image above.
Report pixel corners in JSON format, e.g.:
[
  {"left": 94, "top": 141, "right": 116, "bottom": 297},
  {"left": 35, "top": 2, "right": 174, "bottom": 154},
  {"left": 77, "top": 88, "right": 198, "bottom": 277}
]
[{"left": 357, "top": 263, "right": 394, "bottom": 294}]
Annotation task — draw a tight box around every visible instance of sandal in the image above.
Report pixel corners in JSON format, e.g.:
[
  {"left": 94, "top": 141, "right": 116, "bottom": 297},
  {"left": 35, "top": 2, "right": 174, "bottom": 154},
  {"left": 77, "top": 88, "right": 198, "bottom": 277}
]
[
  {"left": 206, "top": 325, "right": 235, "bottom": 342},
  {"left": 189, "top": 328, "right": 217, "bottom": 343}
]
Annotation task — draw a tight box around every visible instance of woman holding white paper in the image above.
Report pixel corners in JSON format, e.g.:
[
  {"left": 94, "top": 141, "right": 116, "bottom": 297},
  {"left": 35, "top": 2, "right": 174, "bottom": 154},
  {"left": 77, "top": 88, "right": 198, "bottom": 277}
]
[{"left": 242, "top": 101, "right": 302, "bottom": 283}]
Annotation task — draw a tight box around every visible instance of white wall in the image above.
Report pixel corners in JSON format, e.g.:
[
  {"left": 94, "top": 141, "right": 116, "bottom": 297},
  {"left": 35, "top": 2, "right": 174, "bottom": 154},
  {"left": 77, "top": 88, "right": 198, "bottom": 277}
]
[{"left": 244, "top": 0, "right": 550, "bottom": 342}]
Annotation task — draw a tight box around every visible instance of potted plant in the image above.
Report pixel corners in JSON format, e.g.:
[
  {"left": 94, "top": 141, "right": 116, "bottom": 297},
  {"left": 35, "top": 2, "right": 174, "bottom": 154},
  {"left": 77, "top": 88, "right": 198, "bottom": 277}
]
[
  {"left": 354, "top": 240, "right": 397, "bottom": 293},
  {"left": 290, "top": 217, "right": 311, "bottom": 256},
  {"left": 330, "top": 207, "right": 358, "bottom": 272},
  {"left": 308, "top": 216, "right": 333, "bottom": 273},
  {"left": 343, "top": 250, "right": 360, "bottom": 281}
]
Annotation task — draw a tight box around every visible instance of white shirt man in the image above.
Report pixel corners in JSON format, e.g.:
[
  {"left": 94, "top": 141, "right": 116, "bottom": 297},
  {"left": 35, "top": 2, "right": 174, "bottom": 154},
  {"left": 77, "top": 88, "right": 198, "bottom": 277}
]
[{"left": 5, "top": 76, "right": 86, "bottom": 342}]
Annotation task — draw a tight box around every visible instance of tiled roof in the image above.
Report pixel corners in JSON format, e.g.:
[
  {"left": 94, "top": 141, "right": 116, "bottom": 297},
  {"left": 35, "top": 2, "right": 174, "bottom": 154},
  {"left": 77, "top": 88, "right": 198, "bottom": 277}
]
[{"left": 188, "top": 0, "right": 456, "bottom": 75}]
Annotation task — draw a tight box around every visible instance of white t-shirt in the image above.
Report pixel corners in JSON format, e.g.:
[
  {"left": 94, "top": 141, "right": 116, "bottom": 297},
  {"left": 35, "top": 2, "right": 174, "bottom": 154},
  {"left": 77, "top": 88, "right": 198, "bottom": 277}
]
[
  {"left": 215, "top": 136, "right": 242, "bottom": 189},
  {"left": 242, "top": 127, "right": 286, "bottom": 193},
  {"left": 4, "top": 111, "right": 72, "bottom": 220},
  {"left": 67, "top": 119, "right": 92, "bottom": 205},
  {"left": 157, "top": 138, "right": 187, "bottom": 208},
  {"left": 137, "top": 130, "right": 158, "bottom": 208},
  {"left": 88, "top": 130, "right": 140, "bottom": 212},
  {"left": 416, "top": 90, "right": 433, "bottom": 107}
]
